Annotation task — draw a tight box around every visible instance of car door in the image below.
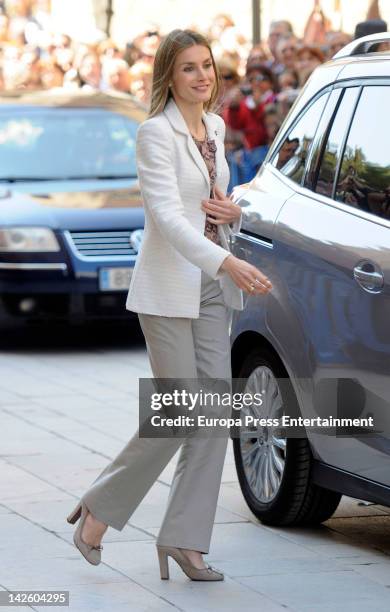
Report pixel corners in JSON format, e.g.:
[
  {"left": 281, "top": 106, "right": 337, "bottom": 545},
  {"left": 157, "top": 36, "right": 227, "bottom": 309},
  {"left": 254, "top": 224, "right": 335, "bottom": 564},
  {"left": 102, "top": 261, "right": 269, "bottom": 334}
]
[
  {"left": 231, "top": 89, "right": 333, "bottom": 338},
  {"left": 269, "top": 82, "right": 390, "bottom": 485}
]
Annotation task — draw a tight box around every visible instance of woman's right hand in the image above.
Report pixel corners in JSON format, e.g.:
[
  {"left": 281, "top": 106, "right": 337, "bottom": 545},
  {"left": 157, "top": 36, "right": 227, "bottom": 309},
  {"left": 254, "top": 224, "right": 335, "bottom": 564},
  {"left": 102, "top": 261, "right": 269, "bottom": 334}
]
[{"left": 220, "top": 254, "right": 272, "bottom": 295}]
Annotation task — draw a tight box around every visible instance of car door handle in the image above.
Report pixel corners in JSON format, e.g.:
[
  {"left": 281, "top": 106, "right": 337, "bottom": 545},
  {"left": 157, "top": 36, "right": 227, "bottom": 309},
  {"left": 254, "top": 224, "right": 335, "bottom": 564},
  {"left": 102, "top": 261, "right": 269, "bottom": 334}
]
[
  {"left": 240, "top": 228, "right": 273, "bottom": 246},
  {"left": 353, "top": 261, "right": 384, "bottom": 293}
]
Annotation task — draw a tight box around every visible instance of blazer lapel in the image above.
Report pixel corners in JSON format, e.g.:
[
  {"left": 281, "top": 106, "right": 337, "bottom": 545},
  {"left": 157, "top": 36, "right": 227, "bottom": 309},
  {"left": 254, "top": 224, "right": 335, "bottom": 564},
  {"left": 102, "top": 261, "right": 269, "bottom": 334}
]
[
  {"left": 187, "top": 133, "right": 210, "bottom": 191},
  {"left": 164, "top": 97, "right": 222, "bottom": 192},
  {"left": 163, "top": 98, "right": 231, "bottom": 251}
]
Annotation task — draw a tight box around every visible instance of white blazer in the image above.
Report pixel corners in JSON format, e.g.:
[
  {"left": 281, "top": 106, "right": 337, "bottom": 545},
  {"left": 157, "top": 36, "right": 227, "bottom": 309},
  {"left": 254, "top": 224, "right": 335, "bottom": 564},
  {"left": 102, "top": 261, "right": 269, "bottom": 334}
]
[{"left": 126, "top": 96, "right": 244, "bottom": 318}]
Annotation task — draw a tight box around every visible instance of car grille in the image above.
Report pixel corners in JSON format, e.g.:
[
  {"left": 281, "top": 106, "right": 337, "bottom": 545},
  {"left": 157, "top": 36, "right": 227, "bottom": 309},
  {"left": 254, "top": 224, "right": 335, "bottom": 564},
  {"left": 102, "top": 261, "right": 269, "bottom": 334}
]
[{"left": 68, "top": 230, "right": 137, "bottom": 257}]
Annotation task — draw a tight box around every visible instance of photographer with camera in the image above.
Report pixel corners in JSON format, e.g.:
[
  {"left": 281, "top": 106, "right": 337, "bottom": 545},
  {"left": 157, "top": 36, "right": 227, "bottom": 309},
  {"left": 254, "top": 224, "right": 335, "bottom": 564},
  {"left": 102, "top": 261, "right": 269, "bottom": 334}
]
[{"left": 222, "top": 63, "right": 275, "bottom": 183}]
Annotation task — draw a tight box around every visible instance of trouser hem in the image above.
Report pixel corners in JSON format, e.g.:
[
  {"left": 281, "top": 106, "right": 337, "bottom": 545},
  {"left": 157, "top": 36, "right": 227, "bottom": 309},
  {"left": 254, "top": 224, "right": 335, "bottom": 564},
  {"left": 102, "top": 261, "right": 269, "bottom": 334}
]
[
  {"left": 81, "top": 496, "right": 128, "bottom": 532},
  {"left": 155, "top": 538, "right": 209, "bottom": 555}
]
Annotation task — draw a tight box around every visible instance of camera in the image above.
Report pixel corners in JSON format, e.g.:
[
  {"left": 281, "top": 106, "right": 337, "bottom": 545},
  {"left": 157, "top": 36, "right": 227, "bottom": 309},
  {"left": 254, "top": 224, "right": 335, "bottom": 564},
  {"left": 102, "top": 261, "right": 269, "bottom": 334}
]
[{"left": 239, "top": 84, "right": 252, "bottom": 96}]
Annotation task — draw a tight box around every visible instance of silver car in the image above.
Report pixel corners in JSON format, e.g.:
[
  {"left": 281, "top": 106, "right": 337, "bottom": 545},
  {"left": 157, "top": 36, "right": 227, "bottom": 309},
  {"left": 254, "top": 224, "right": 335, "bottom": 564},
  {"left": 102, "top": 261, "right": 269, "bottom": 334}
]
[{"left": 230, "top": 33, "right": 390, "bottom": 526}]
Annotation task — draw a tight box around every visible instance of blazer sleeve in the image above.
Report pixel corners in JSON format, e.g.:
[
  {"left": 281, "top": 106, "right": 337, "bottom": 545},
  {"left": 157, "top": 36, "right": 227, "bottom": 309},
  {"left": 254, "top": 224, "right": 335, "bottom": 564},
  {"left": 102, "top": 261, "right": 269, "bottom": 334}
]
[
  {"left": 230, "top": 209, "right": 242, "bottom": 234},
  {"left": 230, "top": 200, "right": 253, "bottom": 234},
  {"left": 136, "top": 118, "right": 231, "bottom": 280}
]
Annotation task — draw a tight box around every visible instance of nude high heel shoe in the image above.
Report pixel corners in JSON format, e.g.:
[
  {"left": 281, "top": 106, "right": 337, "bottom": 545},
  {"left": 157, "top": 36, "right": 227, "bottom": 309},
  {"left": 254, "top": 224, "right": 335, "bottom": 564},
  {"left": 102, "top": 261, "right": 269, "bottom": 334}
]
[
  {"left": 156, "top": 545, "right": 224, "bottom": 581},
  {"left": 66, "top": 501, "right": 81, "bottom": 524},
  {"left": 67, "top": 500, "right": 103, "bottom": 566}
]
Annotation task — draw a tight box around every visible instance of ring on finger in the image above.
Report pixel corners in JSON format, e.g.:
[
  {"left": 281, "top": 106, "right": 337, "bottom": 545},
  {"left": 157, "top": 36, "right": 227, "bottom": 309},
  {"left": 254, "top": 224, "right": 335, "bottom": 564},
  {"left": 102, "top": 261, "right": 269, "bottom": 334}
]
[
  {"left": 253, "top": 280, "right": 267, "bottom": 292},
  {"left": 255, "top": 278, "right": 270, "bottom": 289}
]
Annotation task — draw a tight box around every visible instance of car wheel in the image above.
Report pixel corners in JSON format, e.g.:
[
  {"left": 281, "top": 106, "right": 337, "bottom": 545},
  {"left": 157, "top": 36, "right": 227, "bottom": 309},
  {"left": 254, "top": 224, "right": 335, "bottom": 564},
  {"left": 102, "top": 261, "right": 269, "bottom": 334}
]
[{"left": 232, "top": 346, "right": 341, "bottom": 526}]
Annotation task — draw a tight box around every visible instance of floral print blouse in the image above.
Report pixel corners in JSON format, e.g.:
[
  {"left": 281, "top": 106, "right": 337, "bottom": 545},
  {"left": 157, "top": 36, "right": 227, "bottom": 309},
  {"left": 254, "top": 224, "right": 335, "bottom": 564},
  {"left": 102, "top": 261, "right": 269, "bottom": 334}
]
[{"left": 192, "top": 134, "right": 221, "bottom": 246}]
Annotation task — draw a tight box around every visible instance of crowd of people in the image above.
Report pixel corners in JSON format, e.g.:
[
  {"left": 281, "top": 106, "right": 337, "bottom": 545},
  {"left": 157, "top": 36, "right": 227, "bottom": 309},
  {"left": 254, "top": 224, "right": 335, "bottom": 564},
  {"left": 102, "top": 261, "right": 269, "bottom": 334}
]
[{"left": 0, "top": 1, "right": 388, "bottom": 188}]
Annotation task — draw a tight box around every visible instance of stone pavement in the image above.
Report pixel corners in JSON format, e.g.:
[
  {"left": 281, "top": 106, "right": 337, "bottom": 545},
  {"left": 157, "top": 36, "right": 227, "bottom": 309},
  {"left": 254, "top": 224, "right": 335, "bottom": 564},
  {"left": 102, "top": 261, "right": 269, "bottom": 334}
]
[{"left": 1, "top": 325, "right": 390, "bottom": 612}]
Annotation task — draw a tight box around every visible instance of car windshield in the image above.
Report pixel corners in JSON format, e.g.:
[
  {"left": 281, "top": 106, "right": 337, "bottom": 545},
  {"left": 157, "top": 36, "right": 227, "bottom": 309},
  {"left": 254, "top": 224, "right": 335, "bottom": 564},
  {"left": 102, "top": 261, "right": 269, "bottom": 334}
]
[{"left": 0, "top": 107, "right": 138, "bottom": 180}]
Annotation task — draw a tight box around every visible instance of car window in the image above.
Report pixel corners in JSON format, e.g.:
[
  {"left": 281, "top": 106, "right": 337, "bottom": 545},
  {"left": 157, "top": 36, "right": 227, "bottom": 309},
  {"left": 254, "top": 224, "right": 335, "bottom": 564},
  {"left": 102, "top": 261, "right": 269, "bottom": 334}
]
[
  {"left": 335, "top": 86, "right": 390, "bottom": 220},
  {"left": 0, "top": 108, "right": 138, "bottom": 180},
  {"left": 271, "top": 92, "right": 329, "bottom": 185},
  {"left": 315, "top": 87, "right": 360, "bottom": 198}
]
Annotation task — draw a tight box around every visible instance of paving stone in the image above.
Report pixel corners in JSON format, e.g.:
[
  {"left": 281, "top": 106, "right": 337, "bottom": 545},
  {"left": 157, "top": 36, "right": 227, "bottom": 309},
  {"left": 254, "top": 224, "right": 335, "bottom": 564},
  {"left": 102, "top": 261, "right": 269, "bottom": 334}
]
[
  {"left": 44, "top": 581, "right": 179, "bottom": 612},
  {"left": 237, "top": 568, "right": 390, "bottom": 610}
]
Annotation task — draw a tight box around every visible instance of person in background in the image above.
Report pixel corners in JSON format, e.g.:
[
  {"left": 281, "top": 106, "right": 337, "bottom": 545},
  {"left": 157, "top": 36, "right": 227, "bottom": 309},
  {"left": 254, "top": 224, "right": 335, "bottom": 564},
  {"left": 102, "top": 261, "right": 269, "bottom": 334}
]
[
  {"left": 128, "top": 59, "right": 152, "bottom": 105},
  {"left": 123, "top": 40, "right": 143, "bottom": 68},
  {"left": 0, "top": 12, "right": 9, "bottom": 42},
  {"left": 276, "top": 87, "right": 300, "bottom": 120},
  {"left": 274, "top": 34, "right": 299, "bottom": 75},
  {"left": 247, "top": 63, "right": 277, "bottom": 106},
  {"left": 51, "top": 33, "right": 74, "bottom": 74},
  {"left": 215, "top": 57, "right": 240, "bottom": 112},
  {"left": 20, "top": 46, "right": 42, "bottom": 88},
  {"left": 295, "top": 45, "right": 325, "bottom": 86},
  {"left": 78, "top": 52, "right": 103, "bottom": 90},
  {"left": 325, "top": 31, "right": 352, "bottom": 59},
  {"left": 131, "top": 27, "right": 162, "bottom": 68},
  {"left": 278, "top": 67, "right": 299, "bottom": 91},
  {"left": 266, "top": 20, "right": 294, "bottom": 72},
  {"left": 207, "top": 11, "right": 248, "bottom": 60},
  {"left": 137, "top": 30, "right": 161, "bottom": 65},
  {"left": 264, "top": 104, "right": 281, "bottom": 145},
  {"left": 216, "top": 58, "right": 245, "bottom": 190},
  {"left": 276, "top": 68, "right": 300, "bottom": 121},
  {"left": 276, "top": 137, "right": 300, "bottom": 170},
  {"left": 97, "top": 37, "right": 122, "bottom": 61},
  {"left": 2, "top": 44, "right": 26, "bottom": 88},
  {"left": 223, "top": 63, "right": 272, "bottom": 183},
  {"left": 245, "top": 43, "right": 269, "bottom": 68},
  {"left": 40, "top": 58, "right": 64, "bottom": 88},
  {"left": 104, "top": 57, "right": 131, "bottom": 93},
  {"left": 223, "top": 63, "right": 269, "bottom": 150},
  {"left": 206, "top": 12, "right": 249, "bottom": 77},
  {"left": 207, "top": 12, "right": 235, "bottom": 40},
  {"left": 5, "top": 0, "right": 30, "bottom": 45}
]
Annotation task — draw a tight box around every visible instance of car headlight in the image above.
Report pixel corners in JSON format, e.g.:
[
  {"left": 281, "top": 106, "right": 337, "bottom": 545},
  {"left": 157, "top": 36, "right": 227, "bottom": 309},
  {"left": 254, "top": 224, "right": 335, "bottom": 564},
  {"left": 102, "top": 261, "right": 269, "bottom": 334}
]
[{"left": 0, "top": 227, "right": 60, "bottom": 252}]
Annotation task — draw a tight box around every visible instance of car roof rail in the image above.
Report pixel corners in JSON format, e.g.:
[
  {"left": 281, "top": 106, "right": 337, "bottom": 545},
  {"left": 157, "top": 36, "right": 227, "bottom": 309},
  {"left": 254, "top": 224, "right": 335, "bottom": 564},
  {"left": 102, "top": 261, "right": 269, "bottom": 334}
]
[{"left": 333, "top": 32, "right": 390, "bottom": 59}]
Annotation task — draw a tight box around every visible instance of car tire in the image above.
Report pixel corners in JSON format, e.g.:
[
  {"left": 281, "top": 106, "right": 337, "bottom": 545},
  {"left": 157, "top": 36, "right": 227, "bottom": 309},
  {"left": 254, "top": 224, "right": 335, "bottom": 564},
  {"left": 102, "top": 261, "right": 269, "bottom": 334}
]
[{"left": 232, "top": 346, "right": 341, "bottom": 526}]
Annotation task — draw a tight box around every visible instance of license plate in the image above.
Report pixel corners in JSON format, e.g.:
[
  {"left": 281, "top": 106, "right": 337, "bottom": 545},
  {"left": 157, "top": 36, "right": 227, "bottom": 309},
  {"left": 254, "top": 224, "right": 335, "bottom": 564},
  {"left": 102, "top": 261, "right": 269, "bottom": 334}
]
[{"left": 99, "top": 267, "right": 133, "bottom": 291}]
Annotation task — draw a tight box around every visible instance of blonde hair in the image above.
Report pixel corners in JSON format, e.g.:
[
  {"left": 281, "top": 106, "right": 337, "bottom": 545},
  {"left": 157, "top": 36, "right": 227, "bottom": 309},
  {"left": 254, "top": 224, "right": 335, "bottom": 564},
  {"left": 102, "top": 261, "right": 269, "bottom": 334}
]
[{"left": 148, "top": 29, "right": 221, "bottom": 118}]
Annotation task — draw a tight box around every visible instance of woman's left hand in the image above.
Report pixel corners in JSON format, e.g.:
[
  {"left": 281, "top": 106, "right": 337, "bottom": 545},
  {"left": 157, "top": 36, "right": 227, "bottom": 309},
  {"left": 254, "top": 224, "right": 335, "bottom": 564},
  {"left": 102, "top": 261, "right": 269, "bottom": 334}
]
[{"left": 201, "top": 185, "right": 242, "bottom": 225}]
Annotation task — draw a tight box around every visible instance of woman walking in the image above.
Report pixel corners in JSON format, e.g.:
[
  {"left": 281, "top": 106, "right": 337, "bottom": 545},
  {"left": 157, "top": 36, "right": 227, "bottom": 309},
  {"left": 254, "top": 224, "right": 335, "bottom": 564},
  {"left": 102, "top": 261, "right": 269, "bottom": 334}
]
[{"left": 66, "top": 28, "right": 272, "bottom": 582}]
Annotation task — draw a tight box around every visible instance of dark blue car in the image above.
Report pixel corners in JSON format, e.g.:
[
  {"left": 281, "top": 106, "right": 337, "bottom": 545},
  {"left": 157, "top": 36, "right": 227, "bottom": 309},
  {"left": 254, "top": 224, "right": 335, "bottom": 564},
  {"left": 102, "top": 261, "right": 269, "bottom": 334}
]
[{"left": 0, "top": 89, "right": 146, "bottom": 326}]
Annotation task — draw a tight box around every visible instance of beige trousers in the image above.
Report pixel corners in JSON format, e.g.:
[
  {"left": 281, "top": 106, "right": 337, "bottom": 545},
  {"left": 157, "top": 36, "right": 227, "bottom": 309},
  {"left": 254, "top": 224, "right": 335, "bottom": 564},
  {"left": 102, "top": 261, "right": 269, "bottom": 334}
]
[{"left": 81, "top": 269, "right": 232, "bottom": 554}]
